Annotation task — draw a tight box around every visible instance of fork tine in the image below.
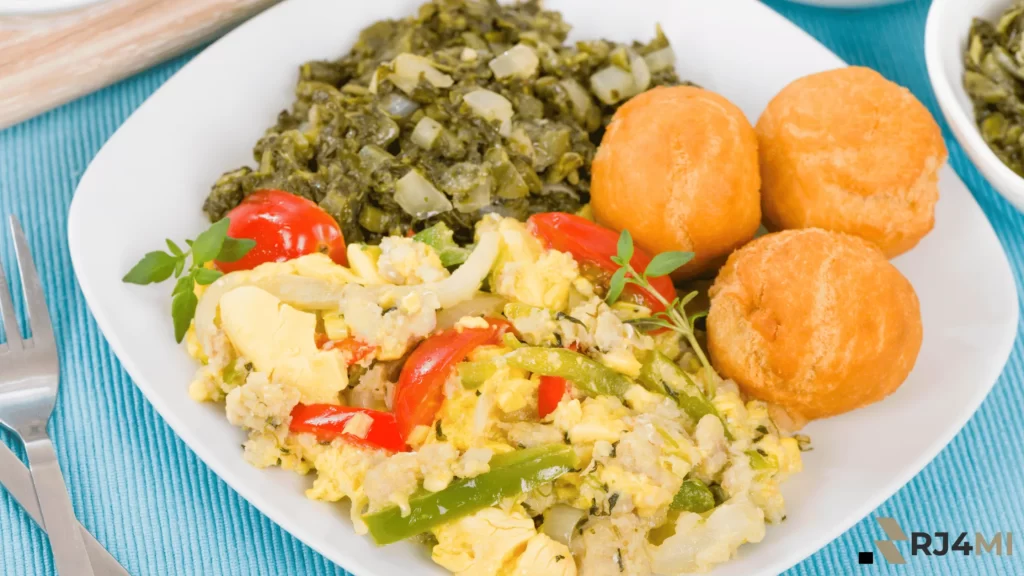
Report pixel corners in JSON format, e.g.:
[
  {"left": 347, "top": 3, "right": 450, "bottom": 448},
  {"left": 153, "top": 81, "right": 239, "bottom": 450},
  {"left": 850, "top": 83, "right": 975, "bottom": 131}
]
[
  {"left": 0, "top": 232, "right": 23, "bottom": 350},
  {"left": 9, "top": 216, "right": 53, "bottom": 348}
]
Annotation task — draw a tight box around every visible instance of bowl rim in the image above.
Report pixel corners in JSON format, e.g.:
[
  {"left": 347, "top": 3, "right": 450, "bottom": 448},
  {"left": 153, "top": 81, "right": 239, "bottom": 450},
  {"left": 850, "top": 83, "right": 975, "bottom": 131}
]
[{"left": 924, "top": 0, "right": 1024, "bottom": 207}]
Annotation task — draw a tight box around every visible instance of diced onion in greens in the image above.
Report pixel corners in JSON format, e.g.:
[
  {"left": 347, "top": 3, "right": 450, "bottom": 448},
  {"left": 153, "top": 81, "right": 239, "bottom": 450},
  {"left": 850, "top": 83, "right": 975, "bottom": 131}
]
[
  {"left": 488, "top": 44, "right": 540, "bottom": 79},
  {"left": 389, "top": 54, "right": 454, "bottom": 95},
  {"left": 464, "top": 89, "right": 514, "bottom": 137},
  {"left": 395, "top": 169, "right": 453, "bottom": 219},
  {"left": 629, "top": 49, "right": 652, "bottom": 93},
  {"left": 358, "top": 145, "right": 393, "bottom": 172},
  {"left": 453, "top": 181, "right": 492, "bottom": 213},
  {"left": 590, "top": 66, "right": 636, "bottom": 105},
  {"left": 559, "top": 78, "right": 593, "bottom": 123},
  {"left": 379, "top": 92, "right": 419, "bottom": 118},
  {"left": 644, "top": 47, "right": 677, "bottom": 73},
  {"left": 411, "top": 117, "right": 444, "bottom": 149}
]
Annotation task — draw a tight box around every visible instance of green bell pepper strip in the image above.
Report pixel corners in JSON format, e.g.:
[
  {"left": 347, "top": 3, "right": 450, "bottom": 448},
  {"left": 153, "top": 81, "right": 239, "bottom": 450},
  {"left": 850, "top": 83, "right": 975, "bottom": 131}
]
[
  {"left": 638, "top": 351, "right": 730, "bottom": 438},
  {"left": 363, "top": 444, "right": 579, "bottom": 545},
  {"left": 671, "top": 478, "right": 715, "bottom": 513},
  {"left": 457, "top": 360, "right": 498, "bottom": 389},
  {"left": 412, "top": 222, "right": 469, "bottom": 267},
  {"left": 503, "top": 347, "right": 632, "bottom": 398}
]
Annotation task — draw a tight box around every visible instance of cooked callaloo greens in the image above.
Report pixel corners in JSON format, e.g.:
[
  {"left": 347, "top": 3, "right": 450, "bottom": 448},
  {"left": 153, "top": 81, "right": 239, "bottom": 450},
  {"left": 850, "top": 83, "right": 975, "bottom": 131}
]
[
  {"left": 202, "top": 0, "right": 683, "bottom": 243},
  {"left": 965, "top": 3, "right": 1024, "bottom": 176}
]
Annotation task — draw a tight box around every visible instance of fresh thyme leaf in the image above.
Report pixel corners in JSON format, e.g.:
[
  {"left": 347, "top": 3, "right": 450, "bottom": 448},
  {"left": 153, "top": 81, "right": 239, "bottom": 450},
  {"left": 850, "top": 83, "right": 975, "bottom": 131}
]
[
  {"left": 644, "top": 251, "right": 694, "bottom": 277},
  {"left": 191, "top": 218, "right": 230, "bottom": 265},
  {"left": 606, "top": 267, "right": 627, "bottom": 304},
  {"left": 624, "top": 317, "right": 677, "bottom": 333},
  {"left": 218, "top": 237, "right": 257, "bottom": 263},
  {"left": 122, "top": 251, "right": 177, "bottom": 285},
  {"left": 689, "top": 310, "right": 708, "bottom": 330},
  {"left": 194, "top": 268, "right": 224, "bottom": 286},
  {"left": 677, "top": 291, "right": 698, "bottom": 311},
  {"left": 172, "top": 274, "right": 195, "bottom": 298},
  {"left": 171, "top": 289, "right": 199, "bottom": 343},
  {"left": 616, "top": 230, "right": 634, "bottom": 264},
  {"left": 165, "top": 239, "right": 184, "bottom": 257},
  {"left": 125, "top": 219, "right": 255, "bottom": 342}
]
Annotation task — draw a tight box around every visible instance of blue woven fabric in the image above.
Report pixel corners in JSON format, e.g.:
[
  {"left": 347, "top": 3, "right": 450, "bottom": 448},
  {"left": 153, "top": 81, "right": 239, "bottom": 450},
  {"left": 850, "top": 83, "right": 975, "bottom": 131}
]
[{"left": 1, "top": 0, "right": 1023, "bottom": 574}]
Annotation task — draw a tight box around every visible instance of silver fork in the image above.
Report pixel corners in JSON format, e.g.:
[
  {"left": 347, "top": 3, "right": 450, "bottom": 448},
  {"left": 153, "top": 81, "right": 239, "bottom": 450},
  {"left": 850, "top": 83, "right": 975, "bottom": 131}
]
[{"left": 0, "top": 216, "right": 95, "bottom": 576}]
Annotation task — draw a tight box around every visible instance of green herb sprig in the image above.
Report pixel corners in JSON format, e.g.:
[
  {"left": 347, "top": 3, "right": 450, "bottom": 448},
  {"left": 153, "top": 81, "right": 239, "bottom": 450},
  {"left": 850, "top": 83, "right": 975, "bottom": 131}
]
[
  {"left": 605, "top": 230, "right": 712, "bottom": 377},
  {"left": 123, "top": 219, "right": 255, "bottom": 342}
]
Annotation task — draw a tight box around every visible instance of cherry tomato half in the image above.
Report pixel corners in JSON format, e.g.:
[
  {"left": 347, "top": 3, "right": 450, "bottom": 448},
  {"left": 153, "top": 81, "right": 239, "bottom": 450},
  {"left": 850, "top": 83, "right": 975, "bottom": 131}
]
[
  {"left": 537, "top": 376, "right": 568, "bottom": 419},
  {"left": 216, "top": 190, "right": 347, "bottom": 273},
  {"left": 527, "top": 212, "right": 675, "bottom": 311},
  {"left": 290, "top": 404, "right": 407, "bottom": 452},
  {"left": 392, "top": 319, "right": 511, "bottom": 441}
]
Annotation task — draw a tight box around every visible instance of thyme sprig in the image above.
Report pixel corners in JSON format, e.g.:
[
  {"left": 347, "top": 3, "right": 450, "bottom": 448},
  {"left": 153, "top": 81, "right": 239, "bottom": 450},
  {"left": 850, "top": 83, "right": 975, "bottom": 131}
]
[{"left": 606, "top": 230, "right": 712, "bottom": 376}]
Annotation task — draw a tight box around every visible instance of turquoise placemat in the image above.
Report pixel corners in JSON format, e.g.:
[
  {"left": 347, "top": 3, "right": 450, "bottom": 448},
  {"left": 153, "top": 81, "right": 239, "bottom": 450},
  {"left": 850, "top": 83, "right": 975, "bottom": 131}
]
[{"left": 1, "top": 1, "right": 1023, "bottom": 574}]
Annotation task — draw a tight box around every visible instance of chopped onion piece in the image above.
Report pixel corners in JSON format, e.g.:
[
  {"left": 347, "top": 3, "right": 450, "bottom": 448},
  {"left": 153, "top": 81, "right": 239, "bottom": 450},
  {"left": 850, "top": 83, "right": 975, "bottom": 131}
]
[
  {"left": 559, "top": 78, "right": 593, "bottom": 123},
  {"left": 374, "top": 230, "right": 500, "bottom": 310},
  {"left": 368, "top": 69, "right": 380, "bottom": 94},
  {"left": 464, "top": 89, "right": 514, "bottom": 137},
  {"left": 411, "top": 117, "right": 444, "bottom": 149},
  {"left": 629, "top": 49, "right": 652, "bottom": 93},
  {"left": 395, "top": 169, "right": 453, "bottom": 219},
  {"left": 358, "top": 145, "right": 393, "bottom": 172},
  {"left": 541, "top": 505, "right": 586, "bottom": 546},
  {"left": 197, "top": 233, "right": 502, "bottom": 359},
  {"left": 379, "top": 92, "right": 419, "bottom": 118},
  {"left": 488, "top": 44, "right": 540, "bottom": 79},
  {"left": 453, "top": 181, "right": 492, "bottom": 213},
  {"left": 389, "top": 53, "right": 454, "bottom": 95},
  {"left": 195, "top": 274, "right": 356, "bottom": 358},
  {"left": 644, "top": 47, "right": 677, "bottom": 73},
  {"left": 435, "top": 292, "right": 509, "bottom": 331},
  {"left": 590, "top": 66, "right": 636, "bottom": 105},
  {"left": 473, "top": 390, "right": 493, "bottom": 436}
]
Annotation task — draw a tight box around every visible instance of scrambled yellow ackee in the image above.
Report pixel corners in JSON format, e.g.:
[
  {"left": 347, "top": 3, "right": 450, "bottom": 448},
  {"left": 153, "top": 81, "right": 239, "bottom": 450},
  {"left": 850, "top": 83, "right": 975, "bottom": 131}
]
[{"left": 185, "top": 215, "right": 803, "bottom": 575}]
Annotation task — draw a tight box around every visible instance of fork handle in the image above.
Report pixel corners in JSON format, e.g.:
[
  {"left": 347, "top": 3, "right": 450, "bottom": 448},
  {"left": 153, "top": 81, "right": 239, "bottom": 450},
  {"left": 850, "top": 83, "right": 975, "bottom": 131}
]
[{"left": 25, "top": 439, "right": 96, "bottom": 576}]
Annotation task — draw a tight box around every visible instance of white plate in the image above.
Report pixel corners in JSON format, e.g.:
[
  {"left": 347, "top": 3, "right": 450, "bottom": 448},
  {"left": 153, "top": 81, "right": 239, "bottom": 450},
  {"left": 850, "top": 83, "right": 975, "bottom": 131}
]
[{"left": 67, "top": 0, "right": 1019, "bottom": 574}]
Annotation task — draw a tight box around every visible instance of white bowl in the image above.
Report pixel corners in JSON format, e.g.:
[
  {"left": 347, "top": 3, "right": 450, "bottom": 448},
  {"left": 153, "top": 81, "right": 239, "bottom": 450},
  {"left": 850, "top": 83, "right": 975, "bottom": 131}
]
[{"left": 926, "top": 0, "right": 1024, "bottom": 212}]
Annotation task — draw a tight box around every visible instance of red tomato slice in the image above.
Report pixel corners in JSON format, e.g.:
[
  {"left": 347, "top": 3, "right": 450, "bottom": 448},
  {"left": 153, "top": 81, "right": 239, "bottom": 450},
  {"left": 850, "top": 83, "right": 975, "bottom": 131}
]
[
  {"left": 537, "top": 376, "right": 568, "bottom": 419},
  {"left": 527, "top": 212, "right": 675, "bottom": 311},
  {"left": 393, "top": 319, "right": 510, "bottom": 441},
  {"left": 318, "top": 336, "right": 378, "bottom": 365},
  {"left": 290, "top": 404, "right": 407, "bottom": 452},
  {"left": 217, "top": 189, "right": 347, "bottom": 273}
]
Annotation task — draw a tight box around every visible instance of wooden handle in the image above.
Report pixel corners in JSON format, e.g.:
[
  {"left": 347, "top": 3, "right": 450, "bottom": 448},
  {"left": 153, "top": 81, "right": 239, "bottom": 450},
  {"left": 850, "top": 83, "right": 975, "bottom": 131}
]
[{"left": 0, "top": 0, "right": 278, "bottom": 130}]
